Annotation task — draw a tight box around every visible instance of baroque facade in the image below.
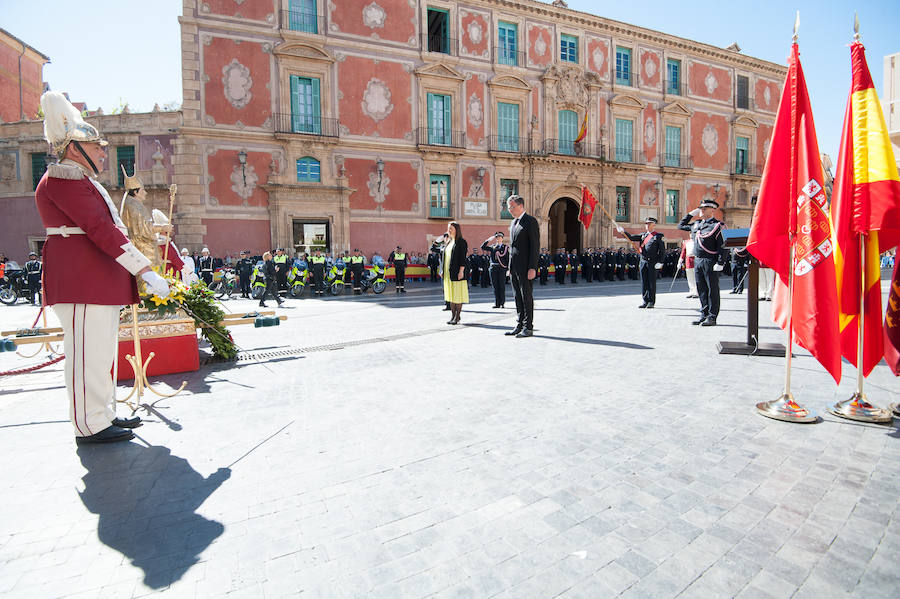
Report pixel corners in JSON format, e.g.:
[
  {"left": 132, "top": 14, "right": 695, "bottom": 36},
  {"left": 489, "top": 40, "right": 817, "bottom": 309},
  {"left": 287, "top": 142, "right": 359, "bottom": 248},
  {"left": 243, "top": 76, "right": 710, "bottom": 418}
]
[{"left": 174, "top": 0, "right": 785, "bottom": 256}]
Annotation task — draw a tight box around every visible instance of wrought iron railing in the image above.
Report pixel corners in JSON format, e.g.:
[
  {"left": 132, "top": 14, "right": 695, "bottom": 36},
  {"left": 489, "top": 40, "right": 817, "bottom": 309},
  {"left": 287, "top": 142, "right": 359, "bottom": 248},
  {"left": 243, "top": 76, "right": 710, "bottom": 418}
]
[
  {"left": 731, "top": 162, "right": 762, "bottom": 176},
  {"left": 280, "top": 10, "right": 324, "bottom": 34},
  {"left": 612, "top": 148, "right": 645, "bottom": 164},
  {"left": 416, "top": 127, "right": 465, "bottom": 149},
  {"left": 422, "top": 34, "right": 457, "bottom": 56},
  {"left": 428, "top": 200, "right": 453, "bottom": 218},
  {"left": 488, "top": 135, "right": 528, "bottom": 154},
  {"left": 542, "top": 139, "right": 605, "bottom": 159},
  {"left": 660, "top": 153, "right": 693, "bottom": 169},
  {"left": 664, "top": 78, "right": 684, "bottom": 97},
  {"left": 494, "top": 47, "right": 526, "bottom": 67},
  {"left": 615, "top": 70, "right": 634, "bottom": 87},
  {"left": 274, "top": 113, "right": 340, "bottom": 137},
  {"left": 735, "top": 95, "right": 754, "bottom": 111}
]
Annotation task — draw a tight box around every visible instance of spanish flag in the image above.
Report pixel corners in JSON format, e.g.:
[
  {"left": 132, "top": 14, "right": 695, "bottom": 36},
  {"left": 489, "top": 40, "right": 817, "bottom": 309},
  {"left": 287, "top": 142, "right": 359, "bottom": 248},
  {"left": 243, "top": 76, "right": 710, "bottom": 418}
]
[
  {"left": 574, "top": 113, "right": 587, "bottom": 143},
  {"left": 831, "top": 41, "right": 900, "bottom": 376}
]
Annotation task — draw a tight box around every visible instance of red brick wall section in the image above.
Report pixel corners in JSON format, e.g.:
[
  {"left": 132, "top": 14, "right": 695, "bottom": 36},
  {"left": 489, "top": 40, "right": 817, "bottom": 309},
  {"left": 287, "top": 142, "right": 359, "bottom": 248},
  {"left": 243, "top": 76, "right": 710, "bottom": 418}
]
[
  {"left": 330, "top": 0, "right": 415, "bottom": 44},
  {"left": 202, "top": 218, "right": 271, "bottom": 256},
  {"left": 755, "top": 78, "right": 781, "bottom": 113},
  {"left": 531, "top": 86, "right": 540, "bottom": 125},
  {"left": 690, "top": 112, "right": 729, "bottom": 170},
  {"left": 643, "top": 104, "right": 657, "bottom": 163},
  {"left": 461, "top": 166, "right": 490, "bottom": 199},
  {"left": 0, "top": 196, "right": 44, "bottom": 260},
  {"left": 208, "top": 150, "right": 270, "bottom": 208},
  {"left": 203, "top": 37, "right": 271, "bottom": 128},
  {"left": 465, "top": 77, "right": 485, "bottom": 146},
  {"left": 757, "top": 123, "right": 773, "bottom": 166},
  {"left": 460, "top": 10, "right": 489, "bottom": 59},
  {"left": 687, "top": 61, "right": 732, "bottom": 103},
  {"left": 587, "top": 39, "right": 608, "bottom": 78},
  {"left": 339, "top": 56, "right": 411, "bottom": 139},
  {"left": 640, "top": 49, "right": 661, "bottom": 90},
  {"left": 345, "top": 158, "right": 417, "bottom": 212},
  {"left": 350, "top": 222, "right": 504, "bottom": 258},
  {"left": 527, "top": 24, "right": 552, "bottom": 68},
  {"left": 639, "top": 179, "right": 659, "bottom": 206},
  {"left": 204, "top": 0, "right": 275, "bottom": 22},
  {"left": 0, "top": 44, "right": 44, "bottom": 122}
]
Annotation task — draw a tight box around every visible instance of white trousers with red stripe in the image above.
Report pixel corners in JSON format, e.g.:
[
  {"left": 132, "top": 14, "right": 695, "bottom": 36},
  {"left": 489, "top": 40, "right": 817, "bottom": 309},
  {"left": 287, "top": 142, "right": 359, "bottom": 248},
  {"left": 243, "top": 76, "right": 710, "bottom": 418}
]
[
  {"left": 52, "top": 303, "right": 119, "bottom": 437},
  {"left": 685, "top": 267, "right": 698, "bottom": 296}
]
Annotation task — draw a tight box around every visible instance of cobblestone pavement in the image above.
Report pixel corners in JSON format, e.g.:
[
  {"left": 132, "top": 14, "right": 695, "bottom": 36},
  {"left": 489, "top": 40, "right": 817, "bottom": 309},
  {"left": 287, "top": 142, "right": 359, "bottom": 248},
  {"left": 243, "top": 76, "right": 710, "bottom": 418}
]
[{"left": 1, "top": 276, "right": 898, "bottom": 598}]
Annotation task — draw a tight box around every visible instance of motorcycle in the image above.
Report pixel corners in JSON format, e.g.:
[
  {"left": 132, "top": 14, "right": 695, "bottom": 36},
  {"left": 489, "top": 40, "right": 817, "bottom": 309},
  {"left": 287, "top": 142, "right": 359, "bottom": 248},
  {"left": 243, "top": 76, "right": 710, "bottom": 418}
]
[
  {"left": 323, "top": 262, "right": 346, "bottom": 296},
  {"left": 359, "top": 263, "right": 387, "bottom": 294},
  {"left": 0, "top": 262, "right": 27, "bottom": 305},
  {"left": 287, "top": 263, "right": 309, "bottom": 298},
  {"left": 210, "top": 267, "right": 237, "bottom": 299},
  {"left": 249, "top": 261, "right": 267, "bottom": 299}
]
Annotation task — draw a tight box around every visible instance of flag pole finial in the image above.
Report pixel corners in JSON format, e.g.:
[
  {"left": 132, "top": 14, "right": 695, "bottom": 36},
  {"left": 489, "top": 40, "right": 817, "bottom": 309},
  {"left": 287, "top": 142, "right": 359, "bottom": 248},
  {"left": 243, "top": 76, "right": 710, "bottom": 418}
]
[
  {"left": 793, "top": 11, "right": 799, "bottom": 43},
  {"left": 853, "top": 12, "right": 860, "bottom": 42}
]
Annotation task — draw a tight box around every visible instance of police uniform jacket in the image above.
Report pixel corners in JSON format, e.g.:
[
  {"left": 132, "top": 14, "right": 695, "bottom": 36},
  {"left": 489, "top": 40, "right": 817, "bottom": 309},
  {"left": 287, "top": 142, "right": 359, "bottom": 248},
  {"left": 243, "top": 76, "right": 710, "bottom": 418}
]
[
  {"left": 678, "top": 214, "right": 726, "bottom": 263},
  {"left": 480, "top": 241, "right": 510, "bottom": 269},
  {"left": 624, "top": 231, "right": 666, "bottom": 263},
  {"left": 236, "top": 257, "right": 253, "bottom": 276}
]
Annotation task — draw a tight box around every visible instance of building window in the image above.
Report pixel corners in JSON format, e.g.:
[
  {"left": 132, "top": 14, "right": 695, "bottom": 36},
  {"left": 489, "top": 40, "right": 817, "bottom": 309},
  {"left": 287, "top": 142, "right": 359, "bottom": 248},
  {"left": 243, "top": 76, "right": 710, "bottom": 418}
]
[
  {"left": 666, "top": 59, "right": 681, "bottom": 95},
  {"left": 498, "top": 22, "right": 518, "bottom": 66},
  {"left": 735, "top": 136, "right": 749, "bottom": 173},
  {"left": 499, "top": 179, "right": 518, "bottom": 219},
  {"left": 31, "top": 152, "right": 50, "bottom": 190},
  {"left": 296, "top": 157, "right": 321, "bottom": 182},
  {"left": 736, "top": 75, "right": 749, "bottom": 109},
  {"left": 665, "top": 189, "right": 679, "bottom": 223},
  {"left": 664, "top": 126, "right": 682, "bottom": 167},
  {"left": 560, "top": 34, "right": 578, "bottom": 63},
  {"left": 290, "top": 75, "right": 321, "bottom": 134},
  {"left": 427, "top": 8, "right": 450, "bottom": 54},
  {"left": 558, "top": 110, "right": 577, "bottom": 155},
  {"left": 737, "top": 189, "right": 749, "bottom": 206},
  {"left": 427, "top": 93, "right": 452, "bottom": 145},
  {"left": 288, "top": 0, "right": 317, "bottom": 33},
  {"left": 429, "top": 174, "right": 451, "bottom": 218},
  {"left": 615, "top": 46, "right": 632, "bottom": 85},
  {"left": 497, "top": 102, "right": 519, "bottom": 152},
  {"left": 116, "top": 146, "right": 135, "bottom": 187},
  {"left": 615, "top": 186, "right": 630, "bottom": 222},
  {"left": 614, "top": 118, "right": 633, "bottom": 162}
]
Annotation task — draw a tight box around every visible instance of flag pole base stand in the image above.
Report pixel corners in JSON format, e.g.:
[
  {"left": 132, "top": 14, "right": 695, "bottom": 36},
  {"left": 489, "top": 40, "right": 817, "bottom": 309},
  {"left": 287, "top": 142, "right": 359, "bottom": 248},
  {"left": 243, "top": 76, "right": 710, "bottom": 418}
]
[
  {"left": 756, "top": 393, "right": 818, "bottom": 423},
  {"left": 718, "top": 341, "right": 786, "bottom": 357},
  {"left": 829, "top": 393, "right": 893, "bottom": 424}
]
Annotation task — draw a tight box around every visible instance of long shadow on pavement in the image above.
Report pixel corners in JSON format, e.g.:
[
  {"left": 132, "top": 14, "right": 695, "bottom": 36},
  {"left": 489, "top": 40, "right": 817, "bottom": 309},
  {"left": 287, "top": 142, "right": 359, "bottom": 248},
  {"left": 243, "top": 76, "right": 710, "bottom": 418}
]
[
  {"left": 463, "top": 323, "right": 651, "bottom": 349},
  {"left": 77, "top": 443, "right": 230, "bottom": 589}
]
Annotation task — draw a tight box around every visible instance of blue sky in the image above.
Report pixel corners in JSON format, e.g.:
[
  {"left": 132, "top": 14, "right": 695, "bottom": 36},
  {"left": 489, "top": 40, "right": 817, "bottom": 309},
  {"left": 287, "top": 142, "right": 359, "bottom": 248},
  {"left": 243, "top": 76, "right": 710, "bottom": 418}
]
[{"left": 3, "top": 0, "right": 898, "bottom": 159}]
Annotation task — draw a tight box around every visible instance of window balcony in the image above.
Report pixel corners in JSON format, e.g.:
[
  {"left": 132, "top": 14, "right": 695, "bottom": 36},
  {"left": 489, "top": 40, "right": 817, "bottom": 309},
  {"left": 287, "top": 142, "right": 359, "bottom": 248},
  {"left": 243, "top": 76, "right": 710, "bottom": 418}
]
[
  {"left": 280, "top": 10, "right": 324, "bottom": 34},
  {"left": 416, "top": 127, "right": 465, "bottom": 149},
  {"left": 428, "top": 200, "right": 453, "bottom": 219},
  {"left": 422, "top": 34, "right": 457, "bottom": 56},
  {"left": 615, "top": 70, "right": 634, "bottom": 87},
  {"left": 660, "top": 153, "right": 693, "bottom": 170},
  {"left": 663, "top": 78, "right": 683, "bottom": 97},
  {"left": 488, "top": 135, "right": 528, "bottom": 154},
  {"left": 494, "top": 48, "right": 526, "bottom": 67},
  {"left": 542, "top": 139, "right": 606, "bottom": 160},
  {"left": 731, "top": 162, "right": 762, "bottom": 177},
  {"left": 735, "top": 96, "right": 755, "bottom": 111},
  {"left": 612, "top": 148, "right": 645, "bottom": 165},
  {"left": 274, "top": 114, "right": 340, "bottom": 137}
]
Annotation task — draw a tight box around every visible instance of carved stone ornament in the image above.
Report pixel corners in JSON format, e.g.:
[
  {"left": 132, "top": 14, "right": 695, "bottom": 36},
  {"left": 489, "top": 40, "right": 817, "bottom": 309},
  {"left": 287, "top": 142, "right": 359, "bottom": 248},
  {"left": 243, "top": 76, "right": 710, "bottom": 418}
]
[
  {"left": 764, "top": 86, "right": 771, "bottom": 106},
  {"left": 367, "top": 171, "right": 390, "bottom": 204},
  {"left": 701, "top": 123, "right": 719, "bottom": 157},
  {"left": 231, "top": 164, "right": 259, "bottom": 199},
  {"left": 362, "top": 2, "right": 386, "bottom": 29},
  {"left": 644, "top": 54, "right": 657, "bottom": 79},
  {"left": 592, "top": 46, "right": 606, "bottom": 72},
  {"left": 467, "top": 21, "right": 483, "bottom": 45},
  {"left": 0, "top": 152, "right": 18, "bottom": 182},
  {"left": 468, "top": 93, "right": 483, "bottom": 129},
  {"left": 534, "top": 32, "right": 547, "bottom": 57},
  {"left": 361, "top": 78, "right": 393, "bottom": 122},
  {"left": 222, "top": 59, "right": 253, "bottom": 109},
  {"left": 551, "top": 65, "right": 589, "bottom": 107},
  {"left": 704, "top": 71, "right": 718, "bottom": 95},
  {"left": 644, "top": 117, "right": 655, "bottom": 146}
]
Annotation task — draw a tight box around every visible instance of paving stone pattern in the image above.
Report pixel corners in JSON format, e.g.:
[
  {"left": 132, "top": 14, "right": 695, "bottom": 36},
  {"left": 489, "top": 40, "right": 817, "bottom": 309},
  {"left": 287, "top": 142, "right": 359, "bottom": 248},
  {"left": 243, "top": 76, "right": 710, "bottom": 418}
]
[{"left": 0, "top": 278, "right": 898, "bottom": 598}]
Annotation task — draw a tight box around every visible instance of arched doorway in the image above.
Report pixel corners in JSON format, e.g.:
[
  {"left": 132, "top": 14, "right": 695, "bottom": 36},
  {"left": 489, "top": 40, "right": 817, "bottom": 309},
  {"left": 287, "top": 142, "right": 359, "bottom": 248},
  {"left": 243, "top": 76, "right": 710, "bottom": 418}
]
[{"left": 549, "top": 198, "right": 582, "bottom": 252}]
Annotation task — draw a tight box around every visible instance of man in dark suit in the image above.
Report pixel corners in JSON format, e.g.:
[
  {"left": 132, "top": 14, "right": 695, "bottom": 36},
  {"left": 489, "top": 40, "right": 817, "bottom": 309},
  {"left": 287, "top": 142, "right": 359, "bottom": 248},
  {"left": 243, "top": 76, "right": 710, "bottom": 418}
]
[{"left": 505, "top": 195, "right": 539, "bottom": 338}]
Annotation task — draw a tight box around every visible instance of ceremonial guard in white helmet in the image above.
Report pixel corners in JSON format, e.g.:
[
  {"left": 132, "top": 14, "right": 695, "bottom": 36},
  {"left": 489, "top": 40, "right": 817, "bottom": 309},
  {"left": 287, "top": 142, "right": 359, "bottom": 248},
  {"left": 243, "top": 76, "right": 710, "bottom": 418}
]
[{"left": 34, "top": 91, "right": 170, "bottom": 445}]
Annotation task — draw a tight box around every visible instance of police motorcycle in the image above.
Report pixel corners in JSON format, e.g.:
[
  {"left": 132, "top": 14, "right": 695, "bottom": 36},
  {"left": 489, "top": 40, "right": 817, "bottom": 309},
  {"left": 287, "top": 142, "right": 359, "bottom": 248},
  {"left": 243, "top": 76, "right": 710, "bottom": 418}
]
[
  {"left": 210, "top": 266, "right": 237, "bottom": 299},
  {"left": 323, "top": 260, "right": 346, "bottom": 296},
  {"left": 287, "top": 260, "right": 309, "bottom": 298},
  {"left": 249, "top": 260, "right": 267, "bottom": 300},
  {"left": 0, "top": 261, "right": 26, "bottom": 305},
  {"left": 358, "top": 263, "right": 387, "bottom": 294}
]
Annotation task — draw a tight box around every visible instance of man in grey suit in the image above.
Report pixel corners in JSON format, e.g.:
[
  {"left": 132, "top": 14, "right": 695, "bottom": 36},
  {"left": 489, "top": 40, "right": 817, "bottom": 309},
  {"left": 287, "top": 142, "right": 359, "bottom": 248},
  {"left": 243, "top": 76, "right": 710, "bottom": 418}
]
[{"left": 505, "top": 195, "right": 540, "bottom": 338}]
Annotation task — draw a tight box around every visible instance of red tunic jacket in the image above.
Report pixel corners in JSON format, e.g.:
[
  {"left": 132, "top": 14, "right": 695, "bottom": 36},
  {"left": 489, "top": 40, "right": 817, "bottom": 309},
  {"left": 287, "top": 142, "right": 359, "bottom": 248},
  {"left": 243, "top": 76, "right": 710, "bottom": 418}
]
[{"left": 34, "top": 162, "right": 150, "bottom": 306}]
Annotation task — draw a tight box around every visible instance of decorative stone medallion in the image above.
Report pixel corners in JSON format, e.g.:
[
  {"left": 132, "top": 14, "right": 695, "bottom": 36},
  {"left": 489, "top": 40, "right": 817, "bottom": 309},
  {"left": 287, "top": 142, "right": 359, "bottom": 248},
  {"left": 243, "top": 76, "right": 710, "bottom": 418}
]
[
  {"left": 467, "top": 21, "right": 483, "bottom": 45},
  {"left": 231, "top": 164, "right": 258, "bottom": 199},
  {"left": 534, "top": 32, "right": 547, "bottom": 57},
  {"left": 701, "top": 123, "right": 719, "bottom": 156},
  {"left": 362, "top": 2, "right": 386, "bottom": 28},
  {"left": 704, "top": 71, "right": 718, "bottom": 95},
  {"left": 644, "top": 54, "right": 657, "bottom": 79},
  {"left": 361, "top": 78, "right": 393, "bottom": 122},
  {"left": 468, "top": 93, "right": 483, "bottom": 129},
  {"left": 644, "top": 117, "right": 655, "bottom": 146},
  {"left": 367, "top": 171, "right": 390, "bottom": 204},
  {"left": 592, "top": 47, "right": 605, "bottom": 72},
  {"left": 764, "top": 86, "right": 771, "bottom": 106},
  {"left": 222, "top": 59, "right": 252, "bottom": 109}
]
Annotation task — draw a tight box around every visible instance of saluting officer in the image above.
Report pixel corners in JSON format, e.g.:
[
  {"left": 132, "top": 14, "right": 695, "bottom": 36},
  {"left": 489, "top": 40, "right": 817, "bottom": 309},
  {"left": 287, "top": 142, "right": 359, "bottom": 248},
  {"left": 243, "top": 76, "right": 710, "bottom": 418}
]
[
  {"left": 309, "top": 249, "right": 327, "bottom": 296},
  {"left": 616, "top": 216, "right": 666, "bottom": 308},
  {"left": 678, "top": 199, "right": 727, "bottom": 326},
  {"left": 389, "top": 246, "right": 408, "bottom": 293},
  {"left": 481, "top": 232, "right": 510, "bottom": 308},
  {"left": 198, "top": 247, "right": 214, "bottom": 286},
  {"left": 236, "top": 250, "right": 253, "bottom": 297},
  {"left": 24, "top": 251, "right": 43, "bottom": 304}
]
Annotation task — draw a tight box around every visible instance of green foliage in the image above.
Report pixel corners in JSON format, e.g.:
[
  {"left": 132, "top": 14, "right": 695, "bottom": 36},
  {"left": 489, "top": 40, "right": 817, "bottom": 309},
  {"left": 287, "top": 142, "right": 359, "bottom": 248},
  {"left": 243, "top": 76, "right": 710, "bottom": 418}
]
[{"left": 181, "top": 282, "right": 238, "bottom": 360}]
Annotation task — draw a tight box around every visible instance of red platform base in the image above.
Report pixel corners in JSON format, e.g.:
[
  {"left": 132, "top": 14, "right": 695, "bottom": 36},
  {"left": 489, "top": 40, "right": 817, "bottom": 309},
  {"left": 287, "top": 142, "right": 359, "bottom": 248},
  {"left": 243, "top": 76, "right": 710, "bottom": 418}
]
[{"left": 116, "top": 334, "right": 200, "bottom": 381}]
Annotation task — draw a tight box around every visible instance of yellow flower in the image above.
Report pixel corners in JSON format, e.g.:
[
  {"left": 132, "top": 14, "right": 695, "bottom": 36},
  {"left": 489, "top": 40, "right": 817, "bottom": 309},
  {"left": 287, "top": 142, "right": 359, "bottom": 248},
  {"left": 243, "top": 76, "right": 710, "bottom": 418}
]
[{"left": 150, "top": 295, "right": 170, "bottom": 306}]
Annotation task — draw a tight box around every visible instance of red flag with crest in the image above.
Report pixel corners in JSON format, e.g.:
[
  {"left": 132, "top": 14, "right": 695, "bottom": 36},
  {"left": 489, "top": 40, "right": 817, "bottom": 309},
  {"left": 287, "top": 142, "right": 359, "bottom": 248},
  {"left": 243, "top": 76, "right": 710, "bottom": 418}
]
[{"left": 580, "top": 186, "right": 598, "bottom": 230}]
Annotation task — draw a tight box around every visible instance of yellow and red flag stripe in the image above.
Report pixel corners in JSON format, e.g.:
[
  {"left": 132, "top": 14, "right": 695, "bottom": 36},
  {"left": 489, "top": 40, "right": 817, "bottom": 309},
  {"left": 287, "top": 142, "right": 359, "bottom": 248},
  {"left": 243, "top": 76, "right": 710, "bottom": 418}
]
[
  {"left": 574, "top": 113, "right": 587, "bottom": 143},
  {"left": 831, "top": 41, "right": 900, "bottom": 375}
]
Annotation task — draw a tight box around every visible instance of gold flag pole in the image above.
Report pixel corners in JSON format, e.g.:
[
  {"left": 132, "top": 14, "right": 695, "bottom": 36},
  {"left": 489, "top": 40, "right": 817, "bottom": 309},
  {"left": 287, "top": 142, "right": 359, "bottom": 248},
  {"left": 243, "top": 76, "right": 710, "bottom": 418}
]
[
  {"left": 117, "top": 304, "right": 188, "bottom": 409},
  {"left": 162, "top": 184, "right": 177, "bottom": 274}
]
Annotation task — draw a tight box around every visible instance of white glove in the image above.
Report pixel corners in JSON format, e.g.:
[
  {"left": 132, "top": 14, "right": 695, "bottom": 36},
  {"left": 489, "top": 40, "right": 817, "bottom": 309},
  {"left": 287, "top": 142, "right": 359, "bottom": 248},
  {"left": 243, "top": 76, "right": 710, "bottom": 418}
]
[
  {"left": 141, "top": 271, "right": 170, "bottom": 297},
  {"left": 616, "top": 226, "right": 624, "bottom": 233},
  {"left": 713, "top": 263, "right": 724, "bottom": 272},
  {"left": 655, "top": 263, "right": 663, "bottom": 270},
  {"left": 677, "top": 260, "right": 684, "bottom": 269},
  {"left": 689, "top": 208, "right": 702, "bottom": 217}
]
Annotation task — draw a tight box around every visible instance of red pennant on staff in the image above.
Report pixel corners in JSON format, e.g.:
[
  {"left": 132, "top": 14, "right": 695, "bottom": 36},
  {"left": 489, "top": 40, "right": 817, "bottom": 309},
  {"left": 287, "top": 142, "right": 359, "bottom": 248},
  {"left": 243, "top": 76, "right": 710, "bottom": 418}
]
[
  {"left": 580, "top": 186, "right": 598, "bottom": 230},
  {"left": 746, "top": 42, "right": 842, "bottom": 382}
]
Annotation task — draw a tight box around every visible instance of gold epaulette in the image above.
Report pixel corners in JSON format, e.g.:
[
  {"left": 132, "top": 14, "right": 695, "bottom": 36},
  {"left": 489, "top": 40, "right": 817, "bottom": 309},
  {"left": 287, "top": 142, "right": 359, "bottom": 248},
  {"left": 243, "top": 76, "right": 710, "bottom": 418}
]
[{"left": 47, "top": 163, "right": 85, "bottom": 181}]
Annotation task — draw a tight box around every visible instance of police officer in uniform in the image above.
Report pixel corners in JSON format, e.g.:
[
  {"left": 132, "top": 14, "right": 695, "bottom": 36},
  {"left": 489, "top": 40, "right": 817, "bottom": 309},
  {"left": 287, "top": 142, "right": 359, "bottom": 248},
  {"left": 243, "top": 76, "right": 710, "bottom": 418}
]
[
  {"left": 467, "top": 249, "right": 480, "bottom": 287},
  {"left": 568, "top": 249, "right": 579, "bottom": 284},
  {"left": 273, "top": 248, "right": 288, "bottom": 292},
  {"left": 553, "top": 248, "right": 567, "bottom": 284},
  {"left": 679, "top": 199, "right": 727, "bottom": 326},
  {"left": 580, "top": 248, "right": 592, "bottom": 283},
  {"left": 349, "top": 248, "right": 365, "bottom": 294},
  {"left": 481, "top": 232, "right": 510, "bottom": 308},
  {"left": 389, "top": 246, "right": 407, "bottom": 293},
  {"left": 258, "top": 251, "right": 283, "bottom": 308},
  {"left": 310, "top": 249, "right": 327, "bottom": 296},
  {"left": 616, "top": 216, "right": 666, "bottom": 308},
  {"left": 730, "top": 247, "right": 750, "bottom": 294},
  {"left": 198, "top": 248, "right": 214, "bottom": 286},
  {"left": 479, "top": 250, "right": 491, "bottom": 288},
  {"left": 538, "top": 248, "right": 550, "bottom": 285},
  {"left": 236, "top": 250, "right": 253, "bottom": 297},
  {"left": 24, "top": 251, "right": 42, "bottom": 304}
]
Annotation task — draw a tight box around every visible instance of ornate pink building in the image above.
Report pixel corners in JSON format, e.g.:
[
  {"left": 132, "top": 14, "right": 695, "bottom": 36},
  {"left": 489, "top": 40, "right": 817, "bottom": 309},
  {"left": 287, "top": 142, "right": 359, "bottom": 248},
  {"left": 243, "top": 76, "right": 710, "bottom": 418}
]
[{"left": 174, "top": 0, "right": 785, "bottom": 256}]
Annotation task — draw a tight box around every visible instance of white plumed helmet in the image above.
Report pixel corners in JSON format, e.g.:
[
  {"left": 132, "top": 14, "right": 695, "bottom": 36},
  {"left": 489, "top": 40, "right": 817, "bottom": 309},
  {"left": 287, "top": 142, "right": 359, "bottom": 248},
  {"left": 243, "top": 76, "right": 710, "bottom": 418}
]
[{"left": 41, "top": 91, "right": 107, "bottom": 157}]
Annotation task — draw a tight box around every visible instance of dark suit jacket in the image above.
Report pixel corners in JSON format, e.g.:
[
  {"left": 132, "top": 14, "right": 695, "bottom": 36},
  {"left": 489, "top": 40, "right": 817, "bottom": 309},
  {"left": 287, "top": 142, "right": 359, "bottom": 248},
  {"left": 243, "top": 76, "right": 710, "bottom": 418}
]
[
  {"left": 509, "top": 212, "right": 540, "bottom": 274},
  {"left": 447, "top": 238, "right": 468, "bottom": 281}
]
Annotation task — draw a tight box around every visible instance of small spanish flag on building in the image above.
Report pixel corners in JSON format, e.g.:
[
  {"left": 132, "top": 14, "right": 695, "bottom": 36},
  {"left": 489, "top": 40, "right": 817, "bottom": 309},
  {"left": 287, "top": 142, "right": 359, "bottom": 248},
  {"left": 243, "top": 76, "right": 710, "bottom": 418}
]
[{"left": 574, "top": 113, "right": 587, "bottom": 143}]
